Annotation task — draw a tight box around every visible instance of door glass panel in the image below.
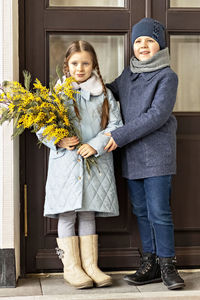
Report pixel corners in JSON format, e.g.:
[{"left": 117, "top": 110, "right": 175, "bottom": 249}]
[
  {"left": 49, "top": 0, "right": 125, "bottom": 7},
  {"left": 49, "top": 35, "right": 124, "bottom": 83},
  {"left": 170, "top": 0, "right": 200, "bottom": 7},
  {"left": 170, "top": 35, "right": 200, "bottom": 112}
]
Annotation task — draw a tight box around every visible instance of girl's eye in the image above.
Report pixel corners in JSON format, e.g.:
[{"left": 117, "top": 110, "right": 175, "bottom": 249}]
[
  {"left": 135, "top": 40, "right": 141, "bottom": 43},
  {"left": 71, "top": 62, "right": 77, "bottom": 66},
  {"left": 83, "top": 62, "right": 89, "bottom": 65},
  {"left": 148, "top": 39, "right": 154, "bottom": 43}
]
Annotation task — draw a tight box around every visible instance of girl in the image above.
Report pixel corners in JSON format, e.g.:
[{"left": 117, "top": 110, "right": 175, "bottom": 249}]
[
  {"left": 37, "top": 40, "right": 122, "bottom": 289},
  {"left": 105, "top": 18, "right": 185, "bottom": 290}
]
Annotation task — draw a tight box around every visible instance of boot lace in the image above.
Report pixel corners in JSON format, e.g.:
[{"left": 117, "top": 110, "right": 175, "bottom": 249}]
[
  {"left": 136, "top": 259, "right": 153, "bottom": 275},
  {"left": 161, "top": 259, "right": 178, "bottom": 276}
]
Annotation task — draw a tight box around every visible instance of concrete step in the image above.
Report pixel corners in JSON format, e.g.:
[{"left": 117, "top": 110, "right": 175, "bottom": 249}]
[
  {"left": 1, "top": 293, "right": 200, "bottom": 300},
  {"left": 0, "top": 271, "right": 200, "bottom": 300}
]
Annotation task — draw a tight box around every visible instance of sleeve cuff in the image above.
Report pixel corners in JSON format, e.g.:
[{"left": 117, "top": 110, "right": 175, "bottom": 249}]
[{"left": 111, "top": 126, "right": 129, "bottom": 148}]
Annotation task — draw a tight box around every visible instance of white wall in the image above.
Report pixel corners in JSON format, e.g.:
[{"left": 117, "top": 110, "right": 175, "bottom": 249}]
[
  {"left": 0, "top": 0, "right": 20, "bottom": 278},
  {"left": 0, "top": 0, "right": 3, "bottom": 249}
]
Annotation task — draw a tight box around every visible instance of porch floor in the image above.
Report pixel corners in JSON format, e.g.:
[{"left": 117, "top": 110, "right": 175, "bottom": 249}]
[{"left": 1, "top": 270, "right": 200, "bottom": 300}]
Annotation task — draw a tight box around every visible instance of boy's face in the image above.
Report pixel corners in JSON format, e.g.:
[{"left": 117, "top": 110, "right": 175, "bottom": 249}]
[{"left": 133, "top": 36, "right": 160, "bottom": 61}]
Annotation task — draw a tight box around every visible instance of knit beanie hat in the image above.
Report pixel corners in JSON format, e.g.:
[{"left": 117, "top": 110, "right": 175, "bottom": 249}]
[{"left": 131, "top": 18, "right": 166, "bottom": 50}]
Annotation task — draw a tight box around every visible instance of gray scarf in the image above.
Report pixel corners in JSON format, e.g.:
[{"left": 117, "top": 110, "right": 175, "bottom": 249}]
[{"left": 130, "top": 48, "right": 170, "bottom": 73}]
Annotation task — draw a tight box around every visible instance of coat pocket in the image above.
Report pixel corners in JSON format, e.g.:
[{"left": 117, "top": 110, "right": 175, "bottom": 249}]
[
  {"left": 143, "top": 131, "right": 175, "bottom": 167},
  {"left": 49, "top": 149, "right": 66, "bottom": 159}
]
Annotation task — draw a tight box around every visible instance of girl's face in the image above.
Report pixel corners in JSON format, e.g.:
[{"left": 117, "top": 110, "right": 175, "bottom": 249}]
[
  {"left": 133, "top": 36, "right": 160, "bottom": 61},
  {"left": 68, "top": 51, "right": 93, "bottom": 83}
]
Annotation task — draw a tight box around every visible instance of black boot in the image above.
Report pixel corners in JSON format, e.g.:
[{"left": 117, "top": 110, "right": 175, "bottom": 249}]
[
  {"left": 159, "top": 257, "right": 185, "bottom": 290},
  {"left": 124, "top": 252, "right": 162, "bottom": 285}
]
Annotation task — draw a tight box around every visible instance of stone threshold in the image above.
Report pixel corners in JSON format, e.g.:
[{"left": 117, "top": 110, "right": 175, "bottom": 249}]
[
  {"left": 0, "top": 270, "right": 200, "bottom": 299},
  {"left": 1, "top": 291, "right": 200, "bottom": 300}
]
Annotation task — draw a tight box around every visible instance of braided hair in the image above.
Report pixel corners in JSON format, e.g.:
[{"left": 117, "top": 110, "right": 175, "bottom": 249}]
[{"left": 63, "top": 40, "right": 109, "bottom": 129}]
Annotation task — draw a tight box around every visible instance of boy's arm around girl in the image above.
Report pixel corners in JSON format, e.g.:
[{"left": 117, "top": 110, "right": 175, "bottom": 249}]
[{"left": 106, "top": 68, "right": 178, "bottom": 149}]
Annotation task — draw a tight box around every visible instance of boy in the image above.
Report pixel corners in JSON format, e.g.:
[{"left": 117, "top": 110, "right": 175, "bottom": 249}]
[{"left": 105, "top": 18, "right": 185, "bottom": 290}]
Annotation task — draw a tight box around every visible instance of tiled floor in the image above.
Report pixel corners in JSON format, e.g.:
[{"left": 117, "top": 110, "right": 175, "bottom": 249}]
[{"left": 1, "top": 270, "right": 200, "bottom": 300}]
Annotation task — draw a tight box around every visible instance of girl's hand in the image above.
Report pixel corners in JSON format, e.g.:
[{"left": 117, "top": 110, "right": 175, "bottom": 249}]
[
  {"left": 77, "top": 144, "right": 97, "bottom": 158},
  {"left": 104, "top": 134, "right": 118, "bottom": 152},
  {"left": 57, "top": 136, "right": 79, "bottom": 150}
]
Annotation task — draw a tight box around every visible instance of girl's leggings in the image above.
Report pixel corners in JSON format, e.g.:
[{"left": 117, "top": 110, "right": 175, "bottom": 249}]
[{"left": 58, "top": 211, "right": 96, "bottom": 237}]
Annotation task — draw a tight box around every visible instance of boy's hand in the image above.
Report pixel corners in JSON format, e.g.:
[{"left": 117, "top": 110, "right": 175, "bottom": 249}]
[
  {"left": 104, "top": 133, "right": 118, "bottom": 152},
  {"left": 57, "top": 136, "right": 79, "bottom": 150},
  {"left": 77, "top": 144, "right": 97, "bottom": 158}
]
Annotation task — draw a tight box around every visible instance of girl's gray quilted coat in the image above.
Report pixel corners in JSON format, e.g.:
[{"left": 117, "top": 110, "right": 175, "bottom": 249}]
[{"left": 37, "top": 88, "right": 122, "bottom": 218}]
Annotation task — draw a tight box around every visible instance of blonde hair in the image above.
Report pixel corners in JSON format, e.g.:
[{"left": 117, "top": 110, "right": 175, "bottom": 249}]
[{"left": 63, "top": 40, "right": 109, "bottom": 129}]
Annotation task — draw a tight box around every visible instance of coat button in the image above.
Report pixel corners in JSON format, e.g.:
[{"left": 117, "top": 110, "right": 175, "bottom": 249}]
[{"left": 78, "top": 176, "right": 81, "bottom": 180}]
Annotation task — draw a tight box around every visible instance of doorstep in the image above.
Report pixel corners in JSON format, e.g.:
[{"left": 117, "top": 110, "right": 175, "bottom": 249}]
[{"left": 0, "top": 270, "right": 200, "bottom": 300}]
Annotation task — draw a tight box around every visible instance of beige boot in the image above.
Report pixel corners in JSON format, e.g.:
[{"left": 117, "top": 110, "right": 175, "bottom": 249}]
[
  {"left": 56, "top": 236, "right": 93, "bottom": 289},
  {"left": 79, "top": 234, "right": 112, "bottom": 287}
]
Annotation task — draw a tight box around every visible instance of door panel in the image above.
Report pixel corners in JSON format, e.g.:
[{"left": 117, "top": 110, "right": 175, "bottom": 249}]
[
  {"left": 49, "top": 0, "right": 125, "bottom": 7},
  {"left": 20, "top": 0, "right": 145, "bottom": 273},
  {"left": 166, "top": 0, "right": 200, "bottom": 266},
  {"left": 170, "top": 0, "right": 200, "bottom": 8},
  {"left": 49, "top": 34, "right": 125, "bottom": 83},
  {"left": 171, "top": 35, "right": 200, "bottom": 112}
]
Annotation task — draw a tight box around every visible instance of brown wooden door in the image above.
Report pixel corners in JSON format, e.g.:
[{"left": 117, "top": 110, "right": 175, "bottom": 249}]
[
  {"left": 145, "top": 0, "right": 200, "bottom": 267},
  {"left": 19, "top": 0, "right": 145, "bottom": 274},
  {"left": 165, "top": 1, "right": 200, "bottom": 267},
  {"left": 19, "top": 0, "right": 200, "bottom": 274}
]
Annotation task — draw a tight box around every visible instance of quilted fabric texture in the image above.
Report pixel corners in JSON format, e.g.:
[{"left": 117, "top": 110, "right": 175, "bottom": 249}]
[{"left": 37, "top": 88, "right": 123, "bottom": 218}]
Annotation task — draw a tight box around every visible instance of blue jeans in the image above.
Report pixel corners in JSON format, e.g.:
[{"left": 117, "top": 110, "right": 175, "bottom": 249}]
[{"left": 127, "top": 175, "right": 175, "bottom": 257}]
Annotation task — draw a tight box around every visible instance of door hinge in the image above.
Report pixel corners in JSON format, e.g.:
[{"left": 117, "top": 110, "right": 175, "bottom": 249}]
[{"left": 24, "top": 184, "right": 28, "bottom": 237}]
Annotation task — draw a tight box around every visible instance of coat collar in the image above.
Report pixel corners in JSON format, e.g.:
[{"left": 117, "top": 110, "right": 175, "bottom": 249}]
[
  {"left": 73, "top": 73, "right": 103, "bottom": 101},
  {"left": 129, "top": 66, "right": 167, "bottom": 82}
]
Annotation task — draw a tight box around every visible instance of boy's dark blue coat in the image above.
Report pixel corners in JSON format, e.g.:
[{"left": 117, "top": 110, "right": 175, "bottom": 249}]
[{"left": 107, "top": 66, "right": 178, "bottom": 180}]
